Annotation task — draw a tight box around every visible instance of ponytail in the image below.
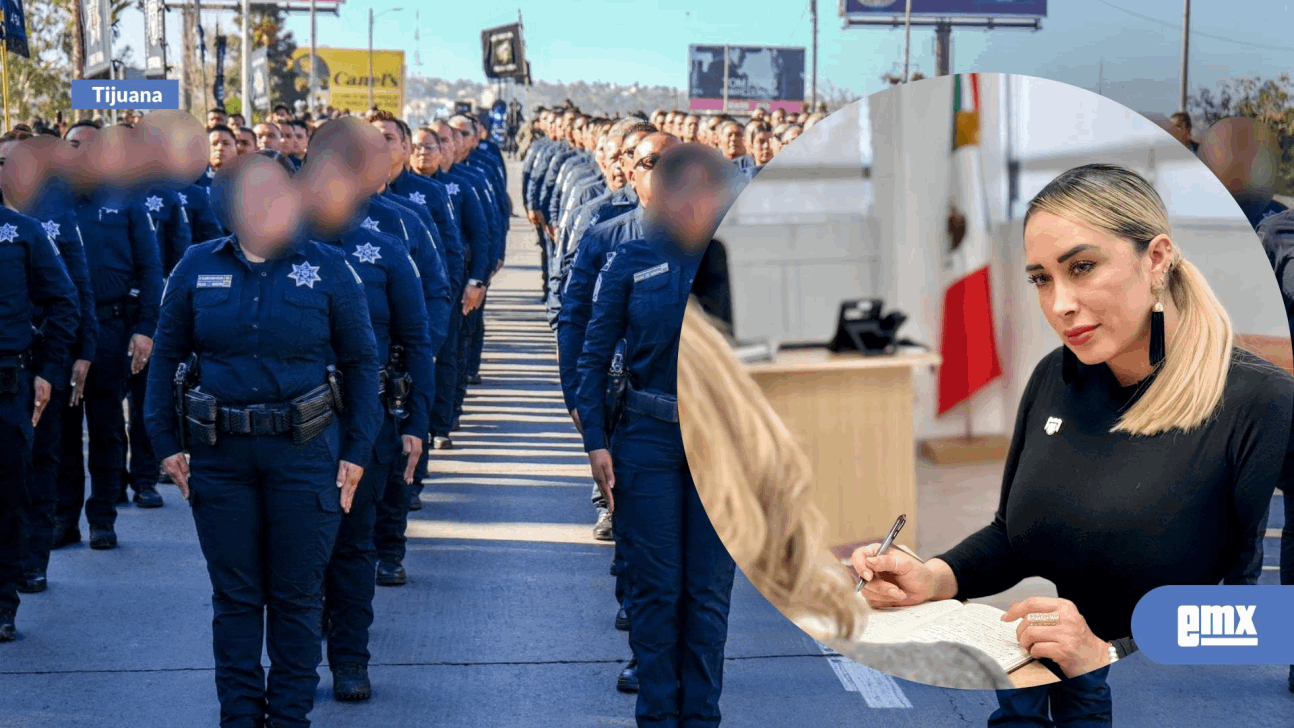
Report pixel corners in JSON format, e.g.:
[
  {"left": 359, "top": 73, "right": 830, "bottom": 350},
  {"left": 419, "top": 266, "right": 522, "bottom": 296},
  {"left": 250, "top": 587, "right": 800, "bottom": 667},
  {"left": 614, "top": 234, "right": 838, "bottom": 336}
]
[{"left": 1113, "top": 257, "right": 1233, "bottom": 436}]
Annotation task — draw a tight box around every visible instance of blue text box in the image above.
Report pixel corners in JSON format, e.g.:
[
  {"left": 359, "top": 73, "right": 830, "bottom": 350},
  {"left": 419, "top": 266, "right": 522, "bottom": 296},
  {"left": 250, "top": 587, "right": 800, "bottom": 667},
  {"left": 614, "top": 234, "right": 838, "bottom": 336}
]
[
  {"left": 71, "top": 80, "right": 180, "bottom": 110},
  {"left": 1132, "top": 585, "right": 1294, "bottom": 664}
]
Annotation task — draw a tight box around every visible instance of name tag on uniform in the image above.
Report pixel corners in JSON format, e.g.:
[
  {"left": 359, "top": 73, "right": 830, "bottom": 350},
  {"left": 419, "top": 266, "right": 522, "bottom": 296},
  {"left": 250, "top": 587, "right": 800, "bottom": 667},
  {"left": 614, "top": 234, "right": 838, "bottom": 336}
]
[
  {"left": 196, "top": 275, "right": 233, "bottom": 288},
  {"left": 633, "top": 262, "right": 669, "bottom": 283}
]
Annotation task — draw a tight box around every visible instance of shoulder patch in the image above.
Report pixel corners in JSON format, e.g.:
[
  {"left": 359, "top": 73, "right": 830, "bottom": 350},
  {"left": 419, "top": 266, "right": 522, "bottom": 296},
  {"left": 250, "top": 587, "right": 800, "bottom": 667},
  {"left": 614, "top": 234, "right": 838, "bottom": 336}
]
[
  {"left": 599, "top": 250, "right": 617, "bottom": 273},
  {"left": 592, "top": 273, "right": 603, "bottom": 303},
  {"left": 343, "top": 260, "right": 364, "bottom": 285},
  {"left": 633, "top": 262, "right": 669, "bottom": 283},
  {"left": 196, "top": 274, "right": 232, "bottom": 288}
]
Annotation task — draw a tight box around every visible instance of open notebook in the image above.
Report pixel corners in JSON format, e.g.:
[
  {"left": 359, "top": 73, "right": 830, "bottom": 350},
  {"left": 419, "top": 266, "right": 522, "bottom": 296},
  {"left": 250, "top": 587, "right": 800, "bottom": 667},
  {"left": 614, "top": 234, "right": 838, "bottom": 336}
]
[{"left": 845, "top": 545, "right": 1035, "bottom": 674}]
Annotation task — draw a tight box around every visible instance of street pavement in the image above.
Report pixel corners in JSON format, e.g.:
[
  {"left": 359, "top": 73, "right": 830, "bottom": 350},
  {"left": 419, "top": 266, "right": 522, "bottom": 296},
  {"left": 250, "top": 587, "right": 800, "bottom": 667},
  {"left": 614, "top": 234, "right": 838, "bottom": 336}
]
[{"left": 1, "top": 160, "right": 1291, "bottom": 727}]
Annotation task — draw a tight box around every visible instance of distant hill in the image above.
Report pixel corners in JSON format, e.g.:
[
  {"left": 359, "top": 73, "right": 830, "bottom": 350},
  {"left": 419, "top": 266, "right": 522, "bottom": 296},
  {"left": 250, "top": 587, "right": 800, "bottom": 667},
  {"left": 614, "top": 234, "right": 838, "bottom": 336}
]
[{"left": 403, "top": 75, "right": 689, "bottom": 122}]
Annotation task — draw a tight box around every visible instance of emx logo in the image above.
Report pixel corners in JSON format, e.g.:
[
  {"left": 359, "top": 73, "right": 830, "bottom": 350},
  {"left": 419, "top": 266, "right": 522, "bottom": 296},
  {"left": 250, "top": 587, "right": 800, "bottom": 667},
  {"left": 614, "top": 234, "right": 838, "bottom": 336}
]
[
  {"left": 1177, "top": 605, "right": 1257, "bottom": 647},
  {"left": 1134, "top": 586, "right": 1292, "bottom": 665}
]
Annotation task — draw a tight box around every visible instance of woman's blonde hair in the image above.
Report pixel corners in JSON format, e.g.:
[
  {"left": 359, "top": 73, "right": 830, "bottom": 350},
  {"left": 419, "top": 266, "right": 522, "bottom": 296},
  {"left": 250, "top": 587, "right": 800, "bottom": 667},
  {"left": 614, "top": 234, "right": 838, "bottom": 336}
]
[
  {"left": 677, "top": 298, "right": 868, "bottom": 640},
  {"left": 1024, "top": 163, "right": 1234, "bottom": 436}
]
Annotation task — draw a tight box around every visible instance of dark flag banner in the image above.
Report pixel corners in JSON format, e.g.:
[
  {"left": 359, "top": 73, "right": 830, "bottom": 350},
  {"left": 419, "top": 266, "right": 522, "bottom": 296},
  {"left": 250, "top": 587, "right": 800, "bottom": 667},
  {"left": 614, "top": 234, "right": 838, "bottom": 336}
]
[
  {"left": 143, "top": 0, "right": 167, "bottom": 79},
  {"left": 481, "top": 22, "right": 526, "bottom": 80},
  {"left": 249, "top": 46, "right": 269, "bottom": 114},
  {"left": 1, "top": 0, "right": 30, "bottom": 59},
  {"left": 213, "top": 34, "right": 226, "bottom": 107},
  {"left": 81, "top": 0, "right": 113, "bottom": 78}
]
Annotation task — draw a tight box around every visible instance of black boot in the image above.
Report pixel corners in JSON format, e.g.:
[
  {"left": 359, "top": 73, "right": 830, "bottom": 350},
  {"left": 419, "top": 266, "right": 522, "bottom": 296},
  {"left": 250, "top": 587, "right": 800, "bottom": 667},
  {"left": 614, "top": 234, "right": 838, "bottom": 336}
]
[
  {"left": 408, "top": 492, "right": 423, "bottom": 511},
  {"left": 616, "top": 658, "right": 638, "bottom": 693},
  {"left": 51, "top": 524, "right": 81, "bottom": 550},
  {"left": 17, "top": 570, "right": 47, "bottom": 594},
  {"left": 376, "top": 559, "right": 407, "bottom": 586},
  {"left": 0, "top": 610, "right": 16, "bottom": 642},
  {"left": 133, "top": 484, "right": 164, "bottom": 509},
  {"left": 89, "top": 526, "right": 117, "bottom": 550},
  {"left": 332, "top": 663, "right": 372, "bottom": 701},
  {"left": 615, "top": 607, "right": 629, "bottom": 631}
]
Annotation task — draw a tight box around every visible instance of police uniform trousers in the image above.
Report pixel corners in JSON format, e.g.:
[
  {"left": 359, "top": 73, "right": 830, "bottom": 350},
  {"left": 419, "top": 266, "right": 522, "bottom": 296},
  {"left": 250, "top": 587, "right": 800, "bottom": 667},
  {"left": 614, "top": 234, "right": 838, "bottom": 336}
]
[
  {"left": 23, "top": 383, "right": 70, "bottom": 575},
  {"left": 56, "top": 315, "right": 131, "bottom": 531},
  {"left": 537, "top": 223, "right": 550, "bottom": 296},
  {"left": 325, "top": 416, "right": 400, "bottom": 669},
  {"left": 430, "top": 295, "right": 466, "bottom": 440},
  {"left": 188, "top": 421, "right": 344, "bottom": 728},
  {"left": 465, "top": 300, "right": 486, "bottom": 381},
  {"left": 0, "top": 370, "right": 35, "bottom": 617},
  {"left": 990, "top": 666, "right": 1112, "bottom": 728},
  {"left": 450, "top": 306, "right": 472, "bottom": 430},
  {"left": 611, "top": 408, "right": 736, "bottom": 728},
  {"left": 123, "top": 364, "right": 159, "bottom": 495}
]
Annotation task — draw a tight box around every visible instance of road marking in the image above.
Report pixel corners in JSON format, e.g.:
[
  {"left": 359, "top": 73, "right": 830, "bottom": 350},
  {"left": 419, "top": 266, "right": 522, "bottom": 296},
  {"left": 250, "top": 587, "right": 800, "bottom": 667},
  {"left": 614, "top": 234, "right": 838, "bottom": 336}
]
[{"left": 814, "top": 643, "right": 912, "bottom": 708}]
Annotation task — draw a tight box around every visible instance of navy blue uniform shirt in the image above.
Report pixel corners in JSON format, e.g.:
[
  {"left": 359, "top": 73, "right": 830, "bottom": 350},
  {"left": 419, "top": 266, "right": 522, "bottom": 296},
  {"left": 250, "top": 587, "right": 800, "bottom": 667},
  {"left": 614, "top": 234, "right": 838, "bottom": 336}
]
[
  {"left": 557, "top": 208, "right": 644, "bottom": 412},
  {"left": 29, "top": 208, "right": 98, "bottom": 366},
  {"left": 144, "top": 237, "right": 382, "bottom": 467},
  {"left": 72, "top": 193, "right": 165, "bottom": 340},
  {"left": 177, "top": 184, "right": 227, "bottom": 245},
  {"left": 575, "top": 232, "right": 705, "bottom": 452},
  {"left": 321, "top": 224, "right": 436, "bottom": 441},
  {"left": 0, "top": 208, "right": 79, "bottom": 385},
  {"left": 362, "top": 195, "right": 452, "bottom": 352},
  {"left": 389, "top": 170, "right": 466, "bottom": 284},
  {"left": 432, "top": 168, "right": 493, "bottom": 283},
  {"left": 142, "top": 188, "right": 195, "bottom": 276}
]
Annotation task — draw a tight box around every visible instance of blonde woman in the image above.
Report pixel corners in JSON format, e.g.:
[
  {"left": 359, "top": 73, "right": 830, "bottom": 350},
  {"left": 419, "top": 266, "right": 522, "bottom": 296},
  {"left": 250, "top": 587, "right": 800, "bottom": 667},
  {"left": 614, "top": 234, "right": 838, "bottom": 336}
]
[
  {"left": 677, "top": 298, "right": 1013, "bottom": 690},
  {"left": 855, "top": 164, "right": 1293, "bottom": 725}
]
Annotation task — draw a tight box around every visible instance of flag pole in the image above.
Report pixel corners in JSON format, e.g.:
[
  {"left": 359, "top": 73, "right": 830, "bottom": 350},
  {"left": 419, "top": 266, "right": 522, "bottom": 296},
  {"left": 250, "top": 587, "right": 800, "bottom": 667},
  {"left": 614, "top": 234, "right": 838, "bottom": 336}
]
[{"left": 0, "top": 23, "right": 9, "bottom": 131}]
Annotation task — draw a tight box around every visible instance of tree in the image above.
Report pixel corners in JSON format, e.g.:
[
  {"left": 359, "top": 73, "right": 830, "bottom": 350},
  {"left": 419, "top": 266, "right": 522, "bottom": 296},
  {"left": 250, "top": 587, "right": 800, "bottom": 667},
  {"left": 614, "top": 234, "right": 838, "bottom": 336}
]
[
  {"left": 1190, "top": 73, "right": 1294, "bottom": 195},
  {"left": 817, "top": 79, "right": 863, "bottom": 114},
  {"left": 6, "top": 0, "right": 77, "bottom": 123}
]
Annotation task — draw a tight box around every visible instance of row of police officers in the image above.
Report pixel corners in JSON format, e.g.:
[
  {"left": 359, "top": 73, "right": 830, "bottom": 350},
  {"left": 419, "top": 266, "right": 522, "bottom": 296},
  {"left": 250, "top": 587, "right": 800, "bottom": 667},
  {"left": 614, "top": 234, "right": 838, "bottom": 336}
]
[
  {"left": 0, "top": 109, "right": 510, "bottom": 728},
  {"left": 523, "top": 105, "right": 757, "bottom": 727}
]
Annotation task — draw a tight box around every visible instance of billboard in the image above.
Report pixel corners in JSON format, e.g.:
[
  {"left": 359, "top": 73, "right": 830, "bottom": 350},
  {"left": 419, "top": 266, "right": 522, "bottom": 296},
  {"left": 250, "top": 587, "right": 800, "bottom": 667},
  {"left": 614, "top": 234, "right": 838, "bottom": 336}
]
[
  {"left": 286, "top": 47, "right": 406, "bottom": 113},
  {"left": 481, "top": 23, "right": 527, "bottom": 80},
  {"left": 249, "top": 47, "right": 270, "bottom": 114},
  {"left": 688, "top": 45, "right": 806, "bottom": 113},
  {"left": 840, "top": 0, "right": 1046, "bottom": 16}
]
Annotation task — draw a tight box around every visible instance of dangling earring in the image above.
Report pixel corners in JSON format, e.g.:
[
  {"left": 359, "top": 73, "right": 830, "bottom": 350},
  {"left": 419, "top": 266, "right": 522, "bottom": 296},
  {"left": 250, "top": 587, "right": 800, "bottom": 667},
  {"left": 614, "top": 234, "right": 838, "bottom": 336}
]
[{"left": 1149, "top": 279, "right": 1166, "bottom": 368}]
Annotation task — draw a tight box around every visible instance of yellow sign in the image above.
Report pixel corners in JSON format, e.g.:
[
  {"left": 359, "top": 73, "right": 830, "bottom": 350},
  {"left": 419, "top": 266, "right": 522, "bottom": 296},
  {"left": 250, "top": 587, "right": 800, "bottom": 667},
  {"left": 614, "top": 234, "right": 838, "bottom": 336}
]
[{"left": 289, "top": 47, "right": 406, "bottom": 114}]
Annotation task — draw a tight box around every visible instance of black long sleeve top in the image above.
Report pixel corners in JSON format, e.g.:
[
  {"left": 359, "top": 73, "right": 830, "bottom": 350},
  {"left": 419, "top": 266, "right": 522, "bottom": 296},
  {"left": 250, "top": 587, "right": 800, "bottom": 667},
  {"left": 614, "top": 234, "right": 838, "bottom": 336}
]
[{"left": 936, "top": 346, "right": 1293, "bottom": 655}]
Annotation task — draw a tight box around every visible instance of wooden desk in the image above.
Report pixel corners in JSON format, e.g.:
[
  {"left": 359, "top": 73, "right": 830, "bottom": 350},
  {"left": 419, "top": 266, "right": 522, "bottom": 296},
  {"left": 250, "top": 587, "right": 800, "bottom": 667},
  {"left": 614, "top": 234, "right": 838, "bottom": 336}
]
[{"left": 746, "top": 348, "right": 940, "bottom": 553}]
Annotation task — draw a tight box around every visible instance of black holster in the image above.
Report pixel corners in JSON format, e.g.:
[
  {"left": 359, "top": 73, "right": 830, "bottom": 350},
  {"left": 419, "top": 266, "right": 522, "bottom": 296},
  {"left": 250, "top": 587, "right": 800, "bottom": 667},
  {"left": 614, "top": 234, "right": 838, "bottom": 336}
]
[
  {"left": 184, "top": 390, "right": 219, "bottom": 447},
  {"left": 604, "top": 339, "right": 628, "bottom": 438}
]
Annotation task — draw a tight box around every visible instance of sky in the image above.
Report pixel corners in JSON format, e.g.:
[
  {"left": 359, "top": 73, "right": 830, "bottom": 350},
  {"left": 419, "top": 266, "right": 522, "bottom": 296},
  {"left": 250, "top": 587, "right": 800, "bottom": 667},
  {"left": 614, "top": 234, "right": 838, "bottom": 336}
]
[{"left": 116, "top": 0, "right": 1294, "bottom": 115}]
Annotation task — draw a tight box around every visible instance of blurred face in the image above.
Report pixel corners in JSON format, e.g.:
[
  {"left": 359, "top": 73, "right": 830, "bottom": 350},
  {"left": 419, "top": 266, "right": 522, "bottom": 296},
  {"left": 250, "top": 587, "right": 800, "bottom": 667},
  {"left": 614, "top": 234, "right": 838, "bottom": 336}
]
[
  {"left": 292, "top": 126, "right": 308, "bottom": 156},
  {"left": 276, "top": 124, "right": 296, "bottom": 155},
  {"left": 752, "top": 131, "right": 773, "bottom": 165},
  {"left": 782, "top": 126, "right": 802, "bottom": 147},
  {"left": 1024, "top": 210, "right": 1173, "bottom": 377},
  {"left": 1200, "top": 118, "right": 1279, "bottom": 201},
  {"left": 208, "top": 130, "right": 236, "bottom": 169},
  {"left": 752, "top": 108, "right": 767, "bottom": 122},
  {"left": 207, "top": 111, "right": 226, "bottom": 127},
  {"left": 719, "top": 123, "right": 744, "bottom": 159},
  {"left": 254, "top": 123, "right": 281, "bottom": 151},
  {"left": 235, "top": 129, "right": 255, "bottom": 156},
  {"left": 411, "top": 129, "right": 441, "bottom": 175},
  {"left": 230, "top": 114, "right": 245, "bottom": 129},
  {"left": 569, "top": 117, "right": 586, "bottom": 145},
  {"left": 771, "top": 108, "right": 786, "bottom": 125},
  {"left": 371, "top": 120, "right": 404, "bottom": 180}
]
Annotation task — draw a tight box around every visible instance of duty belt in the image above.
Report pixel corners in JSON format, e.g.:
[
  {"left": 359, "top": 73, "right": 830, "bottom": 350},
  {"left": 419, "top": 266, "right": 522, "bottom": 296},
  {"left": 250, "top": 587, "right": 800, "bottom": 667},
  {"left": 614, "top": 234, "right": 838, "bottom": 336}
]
[
  {"left": 624, "top": 388, "right": 678, "bottom": 424},
  {"left": 96, "top": 300, "right": 127, "bottom": 321},
  {"left": 0, "top": 350, "right": 32, "bottom": 369},
  {"left": 215, "top": 383, "right": 337, "bottom": 436}
]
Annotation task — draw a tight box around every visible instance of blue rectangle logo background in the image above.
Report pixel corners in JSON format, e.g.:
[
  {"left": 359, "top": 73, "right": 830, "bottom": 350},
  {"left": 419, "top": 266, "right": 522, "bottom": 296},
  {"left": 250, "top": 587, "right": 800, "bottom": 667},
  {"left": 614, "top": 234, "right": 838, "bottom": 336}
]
[
  {"left": 70, "top": 80, "right": 179, "bottom": 110},
  {"left": 1133, "top": 585, "right": 1294, "bottom": 664}
]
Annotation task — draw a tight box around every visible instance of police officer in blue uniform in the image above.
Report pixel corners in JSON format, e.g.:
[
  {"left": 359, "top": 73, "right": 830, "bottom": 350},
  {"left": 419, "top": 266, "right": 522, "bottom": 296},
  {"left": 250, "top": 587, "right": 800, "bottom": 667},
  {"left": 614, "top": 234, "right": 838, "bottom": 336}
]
[
  {"left": 0, "top": 201, "right": 79, "bottom": 641},
  {"left": 56, "top": 120, "right": 164, "bottom": 550},
  {"left": 425, "top": 120, "right": 494, "bottom": 447},
  {"left": 144, "top": 161, "right": 382, "bottom": 727},
  {"left": 313, "top": 153, "right": 436, "bottom": 701},
  {"left": 576, "top": 143, "right": 737, "bottom": 728},
  {"left": 122, "top": 185, "right": 194, "bottom": 508},
  {"left": 560, "top": 132, "right": 676, "bottom": 693},
  {"left": 0, "top": 133, "right": 98, "bottom": 590}
]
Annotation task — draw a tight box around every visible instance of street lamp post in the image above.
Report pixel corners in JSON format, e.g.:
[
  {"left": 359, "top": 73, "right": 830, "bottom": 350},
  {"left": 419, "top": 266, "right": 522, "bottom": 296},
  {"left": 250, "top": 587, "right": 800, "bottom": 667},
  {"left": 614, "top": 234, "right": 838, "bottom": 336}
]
[{"left": 368, "top": 7, "right": 403, "bottom": 111}]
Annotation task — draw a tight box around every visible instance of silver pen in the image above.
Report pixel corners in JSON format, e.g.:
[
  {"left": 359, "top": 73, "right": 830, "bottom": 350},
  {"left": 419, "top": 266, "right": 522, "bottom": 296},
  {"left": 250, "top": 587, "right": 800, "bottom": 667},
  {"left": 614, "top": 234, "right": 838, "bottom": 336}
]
[{"left": 855, "top": 514, "right": 907, "bottom": 594}]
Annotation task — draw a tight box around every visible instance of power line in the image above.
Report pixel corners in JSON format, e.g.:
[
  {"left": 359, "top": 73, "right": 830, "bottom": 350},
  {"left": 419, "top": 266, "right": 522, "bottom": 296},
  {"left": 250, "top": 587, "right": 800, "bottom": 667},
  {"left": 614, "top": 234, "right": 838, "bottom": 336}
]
[{"left": 1094, "top": 0, "right": 1294, "bottom": 53}]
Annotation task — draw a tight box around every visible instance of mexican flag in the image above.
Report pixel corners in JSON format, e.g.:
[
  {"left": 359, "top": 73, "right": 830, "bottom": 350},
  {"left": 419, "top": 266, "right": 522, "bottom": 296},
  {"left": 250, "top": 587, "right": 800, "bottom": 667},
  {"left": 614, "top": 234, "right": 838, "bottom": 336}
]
[{"left": 937, "top": 73, "right": 1003, "bottom": 415}]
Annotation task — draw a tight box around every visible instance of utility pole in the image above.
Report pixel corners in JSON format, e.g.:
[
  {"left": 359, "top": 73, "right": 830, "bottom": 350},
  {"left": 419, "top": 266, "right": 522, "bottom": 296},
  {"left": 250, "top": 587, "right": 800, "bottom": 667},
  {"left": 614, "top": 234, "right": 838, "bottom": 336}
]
[
  {"left": 810, "top": 0, "right": 817, "bottom": 109},
  {"left": 1178, "top": 0, "right": 1190, "bottom": 111},
  {"left": 240, "top": 0, "right": 249, "bottom": 120},
  {"left": 182, "top": 3, "right": 195, "bottom": 113},
  {"left": 310, "top": 0, "right": 318, "bottom": 114},
  {"left": 368, "top": 8, "right": 375, "bottom": 110},
  {"left": 934, "top": 21, "right": 951, "bottom": 76},
  {"left": 901, "top": 0, "right": 913, "bottom": 82}
]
